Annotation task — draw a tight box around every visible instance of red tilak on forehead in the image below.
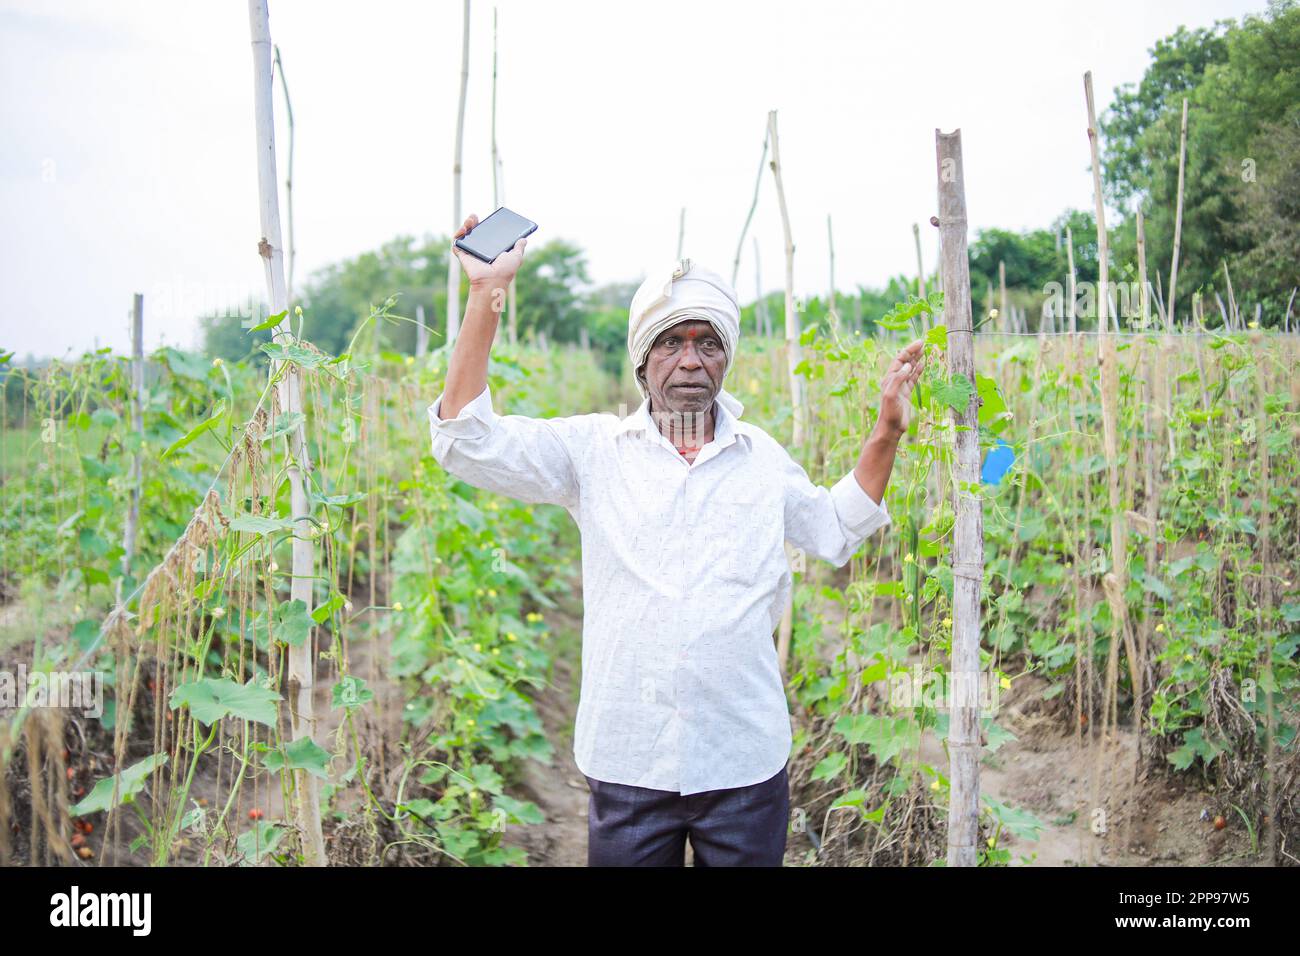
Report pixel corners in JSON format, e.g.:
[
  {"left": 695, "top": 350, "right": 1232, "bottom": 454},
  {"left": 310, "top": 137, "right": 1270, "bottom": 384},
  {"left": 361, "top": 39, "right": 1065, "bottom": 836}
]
[{"left": 687, "top": 329, "right": 697, "bottom": 338}]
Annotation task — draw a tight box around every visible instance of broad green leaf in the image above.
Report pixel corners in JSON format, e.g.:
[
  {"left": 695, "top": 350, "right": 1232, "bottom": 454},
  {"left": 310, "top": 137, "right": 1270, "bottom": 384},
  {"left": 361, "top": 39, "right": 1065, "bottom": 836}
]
[
  {"left": 260, "top": 342, "right": 325, "bottom": 369},
  {"left": 331, "top": 675, "right": 375, "bottom": 710},
  {"left": 811, "top": 751, "right": 848, "bottom": 782},
  {"left": 70, "top": 753, "right": 168, "bottom": 816},
  {"left": 975, "top": 374, "right": 1007, "bottom": 425},
  {"left": 235, "top": 822, "right": 283, "bottom": 865},
  {"left": 263, "top": 736, "right": 332, "bottom": 779},
  {"left": 491, "top": 793, "right": 545, "bottom": 825},
  {"left": 229, "top": 514, "right": 294, "bottom": 535},
  {"left": 170, "top": 677, "right": 280, "bottom": 728},
  {"left": 262, "top": 411, "right": 305, "bottom": 442},
  {"left": 310, "top": 491, "right": 368, "bottom": 508},
  {"left": 829, "top": 788, "right": 866, "bottom": 810},
  {"left": 933, "top": 374, "right": 975, "bottom": 414},
  {"left": 245, "top": 309, "right": 288, "bottom": 333},
  {"left": 160, "top": 400, "right": 227, "bottom": 461},
  {"left": 274, "top": 599, "right": 314, "bottom": 647}
]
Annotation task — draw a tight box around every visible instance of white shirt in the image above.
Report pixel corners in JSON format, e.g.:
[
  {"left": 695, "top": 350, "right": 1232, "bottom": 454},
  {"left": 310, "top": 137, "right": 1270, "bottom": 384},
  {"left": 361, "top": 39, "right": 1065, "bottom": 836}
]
[{"left": 428, "top": 383, "right": 891, "bottom": 795}]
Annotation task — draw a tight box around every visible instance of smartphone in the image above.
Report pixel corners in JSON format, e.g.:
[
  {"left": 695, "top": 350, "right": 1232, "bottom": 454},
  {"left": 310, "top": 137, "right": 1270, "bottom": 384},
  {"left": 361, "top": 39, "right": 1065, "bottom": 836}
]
[{"left": 454, "top": 206, "right": 538, "bottom": 264}]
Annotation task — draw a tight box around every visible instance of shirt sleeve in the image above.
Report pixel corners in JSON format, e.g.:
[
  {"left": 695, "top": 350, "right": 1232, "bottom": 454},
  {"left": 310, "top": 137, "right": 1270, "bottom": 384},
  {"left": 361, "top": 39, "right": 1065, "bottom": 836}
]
[
  {"left": 781, "top": 452, "right": 892, "bottom": 568},
  {"left": 428, "top": 382, "right": 586, "bottom": 509}
]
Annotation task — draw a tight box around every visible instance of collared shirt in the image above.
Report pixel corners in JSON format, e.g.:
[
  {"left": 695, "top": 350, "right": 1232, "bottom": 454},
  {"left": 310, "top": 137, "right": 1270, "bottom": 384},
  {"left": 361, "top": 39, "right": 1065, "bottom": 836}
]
[{"left": 428, "top": 383, "right": 891, "bottom": 794}]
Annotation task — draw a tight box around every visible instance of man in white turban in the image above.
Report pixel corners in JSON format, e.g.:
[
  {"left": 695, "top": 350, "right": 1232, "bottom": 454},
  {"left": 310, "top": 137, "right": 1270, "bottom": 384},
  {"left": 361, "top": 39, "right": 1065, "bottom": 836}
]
[{"left": 431, "top": 214, "right": 924, "bottom": 866}]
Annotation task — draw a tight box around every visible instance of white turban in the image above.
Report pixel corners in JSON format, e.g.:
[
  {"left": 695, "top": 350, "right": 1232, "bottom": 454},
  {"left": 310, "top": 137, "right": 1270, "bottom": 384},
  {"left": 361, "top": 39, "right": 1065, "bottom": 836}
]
[{"left": 627, "top": 258, "right": 745, "bottom": 417}]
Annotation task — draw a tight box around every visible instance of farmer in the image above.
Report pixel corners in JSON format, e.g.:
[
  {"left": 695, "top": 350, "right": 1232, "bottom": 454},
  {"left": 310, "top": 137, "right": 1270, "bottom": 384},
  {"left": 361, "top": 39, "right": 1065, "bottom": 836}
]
[{"left": 429, "top": 213, "right": 924, "bottom": 866}]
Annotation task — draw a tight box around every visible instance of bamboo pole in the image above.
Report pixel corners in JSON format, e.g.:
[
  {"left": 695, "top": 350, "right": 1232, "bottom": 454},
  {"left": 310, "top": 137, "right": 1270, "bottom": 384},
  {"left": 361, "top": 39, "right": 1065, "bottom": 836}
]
[
  {"left": 1086, "top": 69, "right": 1143, "bottom": 829},
  {"left": 118, "top": 293, "right": 144, "bottom": 606},
  {"left": 753, "top": 237, "right": 769, "bottom": 338},
  {"left": 248, "top": 0, "right": 326, "bottom": 867},
  {"left": 445, "top": 0, "right": 471, "bottom": 344},
  {"left": 767, "top": 109, "right": 802, "bottom": 675},
  {"left": 1254, "top": 334, "right": 1277, "bottom": 866},
  {"left": 677, "top": 207, "right": 686, "bottom": 259},
  {"left": 913, "top": 223, "right": 927, "bottom": 301},
  {"left": 827, "top": 213, "right": 839, "bottom": 335},
  {"left": 491, "top": 5, "right": 518, "bottom": 346},
  {"left": 1167, "top": 98, "right": 1188, "bottom": 328},
  {"left": 273, "top": 44, "right": 295, "bottom": 306},
  {"left": 416, "top": 303, "right": 428, "bottom": 356},
  {"left": 731, "top": 128, "right": 769, "bottom": 289},
  {"left": 1222, "top": 259, "right": 1239, "bottom": 330},
  {"left": 1066, "top": 225, "right": 1077, "bottom": 334},
  {"left": 1136, "top": 208, "right": 1149, "bottom": 329},
  {"left": 999, "top": 260, "right": 1007, "bottom": 335},
  {"left": 935, "top": 128, "right": 980, "bottom": 868},
  {"left": 766, "top": 109, "right": 803, "bottom": 448}
]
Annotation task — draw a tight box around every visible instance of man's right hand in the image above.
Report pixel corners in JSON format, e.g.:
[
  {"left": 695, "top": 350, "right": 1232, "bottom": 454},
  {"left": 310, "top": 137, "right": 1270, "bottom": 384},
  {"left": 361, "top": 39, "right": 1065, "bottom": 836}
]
[{"left": 452, "top": 213, "right": 528, "bottom": 293}]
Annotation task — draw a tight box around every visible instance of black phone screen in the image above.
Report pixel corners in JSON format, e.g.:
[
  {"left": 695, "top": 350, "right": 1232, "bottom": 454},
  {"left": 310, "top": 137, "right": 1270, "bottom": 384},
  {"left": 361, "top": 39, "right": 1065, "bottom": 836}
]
[{"left": 456, "top": 207, "right": 537, "bottom": 263}]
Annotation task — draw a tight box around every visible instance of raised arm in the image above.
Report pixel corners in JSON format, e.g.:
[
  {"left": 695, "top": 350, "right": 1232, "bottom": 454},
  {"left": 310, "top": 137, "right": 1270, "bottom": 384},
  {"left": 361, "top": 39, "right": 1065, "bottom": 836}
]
[
  {"left": 437, "top": 213, "right": 528, "bottom": 420},
  {"left": 429, "top": 214, "right": 591, "bottom": 509},
  {"left": 783, "top": 338, "right": 925, "bottom": 566}
]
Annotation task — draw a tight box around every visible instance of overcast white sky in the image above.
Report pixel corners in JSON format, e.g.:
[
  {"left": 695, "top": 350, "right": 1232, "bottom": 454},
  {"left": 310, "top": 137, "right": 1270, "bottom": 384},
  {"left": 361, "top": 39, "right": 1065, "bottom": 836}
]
[{"left": 0, "top": 0, "right": 1263, "bottom": 359}]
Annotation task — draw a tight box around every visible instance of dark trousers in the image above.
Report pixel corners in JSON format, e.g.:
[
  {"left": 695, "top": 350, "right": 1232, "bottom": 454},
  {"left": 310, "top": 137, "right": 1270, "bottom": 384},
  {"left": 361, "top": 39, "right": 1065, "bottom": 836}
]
[{"left": 585, "top": 762, "right": 789, "bottom": 866}]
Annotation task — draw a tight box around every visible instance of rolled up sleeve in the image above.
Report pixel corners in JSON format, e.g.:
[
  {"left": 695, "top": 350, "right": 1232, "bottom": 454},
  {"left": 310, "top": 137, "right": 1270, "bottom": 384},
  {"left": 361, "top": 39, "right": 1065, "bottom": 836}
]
[
  {"left": 427, "top": 383, "right": 583, "bottom": 509},
  {"left": 783, "top": 457, "right": 892, "bottom": 568}
]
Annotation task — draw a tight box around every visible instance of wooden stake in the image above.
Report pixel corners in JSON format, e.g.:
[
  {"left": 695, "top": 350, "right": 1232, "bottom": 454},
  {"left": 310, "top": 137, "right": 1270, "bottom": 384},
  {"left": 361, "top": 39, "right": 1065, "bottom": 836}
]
[
  {"left": 999, "top": 260, "right": 1007, "bottom": 336},
  {"left": 827, "top": 213, "right": 839, "bottom": 335},
  {"left": 766, "top": 109, "right": 803, "bottom": 448},
  {"left": 1066, "top": 225, "right": 1077, "bottom": 334},
  {"left": 731, "top": 127, "right": 769, "bottom": 289},
  {"left": 1168, "top": 98, "right": 1188, "bottom": 327},
  {"left": 446, "top": 0, "right": 471, "bottom": 344},
  {"left": 1086, "top": 68, "right": 1143, "bottom": 818},
  {"left": 491, "top": 5, "right": 518, "bottom": 346},
  {"left": 118, "top": 293, "right": 145, "bottom": 606},
  {"left": 273, "top": 44, "right": 295, "bottom": 306},
  {"left": 913, "top": 222, "right": 927, "bottom": 301},
  {"left": 1136, "top": 208, "right": 1149, "bottom": 329},
  {"left": 753, "top": 237, "right": 769, "bottom": 338},
  {"left": 936, "top": 128, "right": 981, "bottom": 868},
  {"left": 248, "top": 0, "right": 326, "bottom": 867}
]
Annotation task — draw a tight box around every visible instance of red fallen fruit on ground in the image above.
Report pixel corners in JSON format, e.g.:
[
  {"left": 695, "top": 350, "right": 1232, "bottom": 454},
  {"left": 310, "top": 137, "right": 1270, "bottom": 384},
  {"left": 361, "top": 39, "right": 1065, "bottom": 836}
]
[
  {"left": 77, "top": 847, "right": 93, "bottom": 860},
  {"left": 74, "top": 786, "right": 85, "bottom": 797},
  {"left": 65, "top": 766, "right": 75, "bottom": 780},
  {"left": 1213, "top": 815, "right": 1226, "bottom": 830},
  {"left": 70, "top": 833, "right": 85, "bottom": 849},
  {"left": 248, "top": 808, "right": 264, "bottom": 820}
]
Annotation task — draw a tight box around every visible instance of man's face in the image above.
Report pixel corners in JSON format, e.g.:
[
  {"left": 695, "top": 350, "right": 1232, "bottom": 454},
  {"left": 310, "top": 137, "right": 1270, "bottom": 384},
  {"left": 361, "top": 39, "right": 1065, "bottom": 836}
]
[{"left": 637, "top": 319, "right": 727, "bottom": 416}]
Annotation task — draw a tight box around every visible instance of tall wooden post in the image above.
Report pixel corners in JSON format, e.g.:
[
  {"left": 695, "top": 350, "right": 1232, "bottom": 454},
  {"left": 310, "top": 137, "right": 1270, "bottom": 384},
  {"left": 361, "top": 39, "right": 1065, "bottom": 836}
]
[
  {"left": 248, "top": 0, "right": 326, "bottom": 867},
  {"left": 118, "top": 293, "right": 145, "bottom": 606},
  {"left": 766, "top": 109, "right": 803, "bottom": 449},
  {"left": 936, "top": 128, "right": 981, "bottom": 867},
  {"left": 1167, "top": 98, "right": 1188, "bottom": 328},
  {"left": 446, "top": 0, "right": 471, "bottom": 344}
]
